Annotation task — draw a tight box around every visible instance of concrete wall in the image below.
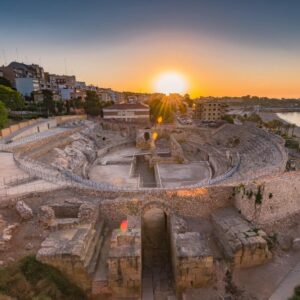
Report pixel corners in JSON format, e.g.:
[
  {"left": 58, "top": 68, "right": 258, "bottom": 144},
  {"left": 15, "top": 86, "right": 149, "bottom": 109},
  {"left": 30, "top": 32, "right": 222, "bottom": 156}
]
[
  {"left": 11, "top": 119, "right": 57, "bottom": 141},
  {"left": 0, "top": 115, "right": 86, "bottom": 139},
  {"left": 0, "top": 119, "right": 40, "bottom": 138},
  {"left": 234, "top": 171, "right": 300, "bottom": 224}
]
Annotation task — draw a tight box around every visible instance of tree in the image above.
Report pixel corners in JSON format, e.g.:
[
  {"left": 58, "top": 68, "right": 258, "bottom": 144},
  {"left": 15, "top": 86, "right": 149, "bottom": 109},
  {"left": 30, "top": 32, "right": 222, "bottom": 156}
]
[
  {"left": 183, "top": 93, "right": 193, "bottom": 107},
  {"left": 222, "top": 115, "right": 234, "bottom": 124},
  {"left": 0, "top": 77, "right": 13, "bottom": 88},
  {"left": 41, "top": 90, "right": 55, "bottom": 116},
  {"left": 0, "top": 101, "right": 8, "bottom": 129},
  {"left": 56, "top": 101, "right": 64, "bottom": 115},
  {"left": 267, "top": 119, "right": 284, "bottom": 134},
  {"left": 246, "top": 113, "right": 262, "bottom": 124},
  {"left": 84, "top": 91, "right": 102, "bottom": 116},
  {"left": 0, "top": 85, "right": 24, "bottom": 110}
]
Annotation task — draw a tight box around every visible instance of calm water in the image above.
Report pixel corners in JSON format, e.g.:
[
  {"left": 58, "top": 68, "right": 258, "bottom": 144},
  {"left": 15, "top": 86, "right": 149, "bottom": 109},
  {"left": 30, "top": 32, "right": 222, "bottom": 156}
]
[{"left": 277, "top": 112, "right": 300, "bottom": 126}]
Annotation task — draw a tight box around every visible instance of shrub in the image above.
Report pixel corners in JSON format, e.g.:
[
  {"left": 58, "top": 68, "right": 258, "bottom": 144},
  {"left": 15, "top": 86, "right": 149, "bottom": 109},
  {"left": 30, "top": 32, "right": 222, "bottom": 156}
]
[
  {"left": 289, "top": 285, "right": 300, "bottom": 300},
  {"left": 255, "top": 186, "right": 263, "bottom": 204},
  {"left": 222, "top": 115, "right": 234, "bottom": 124},
  {"left": 285, "top": 138, "right": 299, "bottom": 149},
  {"left": 0, "top": 256, "right": 86, "bottom": 300}
]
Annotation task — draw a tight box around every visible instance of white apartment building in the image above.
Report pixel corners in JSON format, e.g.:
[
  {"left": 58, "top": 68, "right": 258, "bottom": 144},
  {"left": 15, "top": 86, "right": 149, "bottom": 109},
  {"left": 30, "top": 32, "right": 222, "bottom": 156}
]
[{"left": 15, "top": 77, "right": 40, "bottom": 96}]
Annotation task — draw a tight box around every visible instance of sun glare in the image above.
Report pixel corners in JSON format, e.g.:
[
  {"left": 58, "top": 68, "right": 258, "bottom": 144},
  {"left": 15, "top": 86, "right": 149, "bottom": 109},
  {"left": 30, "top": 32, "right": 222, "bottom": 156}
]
[{"left": 153, "top": 71, "right": 188, "bottom": 95}]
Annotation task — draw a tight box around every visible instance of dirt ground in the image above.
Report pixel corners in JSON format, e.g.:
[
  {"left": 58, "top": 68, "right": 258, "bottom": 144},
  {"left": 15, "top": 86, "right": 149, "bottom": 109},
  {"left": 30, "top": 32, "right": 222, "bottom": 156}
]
[
  {"left": 0, "top": 197, "right": 49, "bottom": 266},
  {"left": 0, "top": 188, "right": 101, "bottom": 266}
]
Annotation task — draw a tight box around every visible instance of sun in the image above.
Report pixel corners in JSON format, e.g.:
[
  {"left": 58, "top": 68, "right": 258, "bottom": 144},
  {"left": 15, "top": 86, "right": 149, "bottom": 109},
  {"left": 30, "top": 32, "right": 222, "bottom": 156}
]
[{"left": 153, "top": 71, "right": 188, "bottom": 95}]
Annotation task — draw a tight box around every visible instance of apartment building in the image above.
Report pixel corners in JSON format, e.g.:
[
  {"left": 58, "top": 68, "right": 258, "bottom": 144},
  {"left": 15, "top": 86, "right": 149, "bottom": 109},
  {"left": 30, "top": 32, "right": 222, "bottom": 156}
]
[
  {"left": 15, "top": 77, "right": 40, "bottom": 96},
  {"left": 194, "top": 99, "right": 227, "bottom": 121}
]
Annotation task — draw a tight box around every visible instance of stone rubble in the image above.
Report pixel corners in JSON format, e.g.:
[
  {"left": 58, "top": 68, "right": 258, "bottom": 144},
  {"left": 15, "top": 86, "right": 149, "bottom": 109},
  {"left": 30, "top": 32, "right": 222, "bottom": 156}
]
[
  {"left": 38, "top": 205, "right": 55, "bottom": 227},
  {"left": 15, "top": 200, "right": 33, "bottom": 220}
]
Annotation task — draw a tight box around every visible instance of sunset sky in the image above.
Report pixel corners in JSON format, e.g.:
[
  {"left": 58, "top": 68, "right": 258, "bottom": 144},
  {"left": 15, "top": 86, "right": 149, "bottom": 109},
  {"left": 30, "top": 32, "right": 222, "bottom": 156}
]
[{"left": 1, "top": 0, "right": 300, "bottom": 98}]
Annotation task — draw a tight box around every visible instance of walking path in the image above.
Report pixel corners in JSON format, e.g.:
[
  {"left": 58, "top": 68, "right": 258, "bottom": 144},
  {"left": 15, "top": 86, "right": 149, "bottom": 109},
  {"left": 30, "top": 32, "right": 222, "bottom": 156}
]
[
  {"left": 269, "top": 260, "right": 300, "bottom": 300},
  {"left": 0, "top": 128, "right": 68, "bottom": 151},
  {"left": 0, "top": 179, "right": 65, "bottom": 197}
]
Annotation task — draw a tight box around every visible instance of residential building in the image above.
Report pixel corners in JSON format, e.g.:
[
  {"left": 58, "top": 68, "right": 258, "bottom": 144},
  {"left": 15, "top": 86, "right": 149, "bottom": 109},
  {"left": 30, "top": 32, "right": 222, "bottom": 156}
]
[
  {"left": 97, "top": 88, "right": 115, "bottom": 103},
  {"left": 103, "top": 103, "right": 150, "bottom": 123},
  {"left": 75, "top": 81, "right": 86, "bottom": 89},
  {"left": 194, "top": 99, "right": 227, "bottom": 121},
  {"left": 59, "top": 87, "right": 74, "bottom": 101},
  {"left": 7, "top": 62, "right": 46, "bottom": 90},
  {"left": 73, "top": 89, "right": 87, "bottom": 100},
  {"left": 48, "top": 74, "right": 76, "bottom": 91},
  {"left": 15, "top": 77, "right": 40, "bottom": 96}
]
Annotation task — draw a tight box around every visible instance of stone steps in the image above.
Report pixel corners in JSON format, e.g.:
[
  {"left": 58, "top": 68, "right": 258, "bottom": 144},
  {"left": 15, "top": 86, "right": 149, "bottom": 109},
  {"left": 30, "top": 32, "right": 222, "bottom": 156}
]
[
  {"left": 91, "top": 231, "right": 112, "bottom": 295},
  {"left": 83, "top": 220, "right": 105, "bottom": 272}
]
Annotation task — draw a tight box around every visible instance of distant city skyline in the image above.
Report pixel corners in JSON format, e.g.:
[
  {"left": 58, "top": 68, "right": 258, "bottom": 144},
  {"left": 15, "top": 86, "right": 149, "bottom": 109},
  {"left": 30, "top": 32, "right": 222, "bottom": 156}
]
[{"left": 1, "top": 0, "right": 300, "bottom": 98}]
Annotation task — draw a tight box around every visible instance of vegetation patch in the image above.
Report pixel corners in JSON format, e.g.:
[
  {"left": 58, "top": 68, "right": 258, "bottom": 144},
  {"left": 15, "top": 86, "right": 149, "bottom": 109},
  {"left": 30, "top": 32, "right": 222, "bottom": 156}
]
[
  {"left": 289, "top": 285, "right": 300, "bottom": 300},
  {"left": 285, "top": 138, "right": 299, "bottom": 149},
  {"left": 255, "top": 186, "right": 263, "bottom": 204},
  {"left": 0, "top": 256, "right": 86, "bottom": 300},
  {"left": 266, "top": 233, "right": 277, "bottom": 250}
]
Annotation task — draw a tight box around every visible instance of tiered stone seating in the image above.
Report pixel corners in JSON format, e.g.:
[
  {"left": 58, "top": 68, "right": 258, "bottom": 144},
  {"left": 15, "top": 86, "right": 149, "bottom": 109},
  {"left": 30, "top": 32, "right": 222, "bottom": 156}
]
[{"left": 212, "top": 124, "right": 287, "bottom": 182}]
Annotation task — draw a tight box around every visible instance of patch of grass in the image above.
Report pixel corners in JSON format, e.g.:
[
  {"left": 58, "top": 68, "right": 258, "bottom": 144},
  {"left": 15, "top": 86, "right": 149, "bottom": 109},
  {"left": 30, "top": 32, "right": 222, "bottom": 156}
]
[{"left": 0, "top": 256, "right": 86, "bottom": 300}]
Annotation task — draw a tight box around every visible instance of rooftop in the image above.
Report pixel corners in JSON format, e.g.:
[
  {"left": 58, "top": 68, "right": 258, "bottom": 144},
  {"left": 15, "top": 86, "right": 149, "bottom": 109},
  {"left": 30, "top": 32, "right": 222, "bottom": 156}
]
[{"left": 103, "top": 103, "right": 149, "bottom": 110}]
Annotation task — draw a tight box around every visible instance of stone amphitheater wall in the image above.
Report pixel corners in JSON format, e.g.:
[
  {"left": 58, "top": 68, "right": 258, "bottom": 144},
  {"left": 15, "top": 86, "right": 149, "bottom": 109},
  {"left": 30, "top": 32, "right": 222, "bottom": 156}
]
[
  {"left": 95, "top": 186, "right": 234, "bottom": 226},
  {"left": 96, "top": 140, "right": 135, "bottom": 158},
  {"left": 234, "top": 171, "right": 300, "bottom": 224}
]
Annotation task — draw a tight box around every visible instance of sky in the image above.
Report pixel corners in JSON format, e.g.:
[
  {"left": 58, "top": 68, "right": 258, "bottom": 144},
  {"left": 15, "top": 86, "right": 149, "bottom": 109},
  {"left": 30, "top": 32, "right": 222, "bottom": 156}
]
[{"left": 1, "top": 0, "right": 300, "bottom": 98}]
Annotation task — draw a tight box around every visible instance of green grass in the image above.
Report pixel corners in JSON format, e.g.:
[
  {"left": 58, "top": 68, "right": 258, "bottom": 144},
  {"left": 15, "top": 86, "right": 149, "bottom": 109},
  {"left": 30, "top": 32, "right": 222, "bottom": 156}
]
[{"left": 0, "top": 256, "right": 86, "bottom": 300}]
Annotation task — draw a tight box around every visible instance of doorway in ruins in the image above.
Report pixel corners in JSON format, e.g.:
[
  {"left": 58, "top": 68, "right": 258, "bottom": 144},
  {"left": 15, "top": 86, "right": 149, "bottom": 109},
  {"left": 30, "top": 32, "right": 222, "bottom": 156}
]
[{"left": 142, "top": 208, "right": 175, "bottom": 299}]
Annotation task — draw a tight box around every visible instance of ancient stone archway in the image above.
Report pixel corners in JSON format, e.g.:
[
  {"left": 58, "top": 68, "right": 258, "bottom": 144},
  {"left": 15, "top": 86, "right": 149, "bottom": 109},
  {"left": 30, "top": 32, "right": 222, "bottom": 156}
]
[
  {"left": 141, "top": 200, "right": 171, "bottom": 216},
  {"left": 141, "top": 201, "right": 174, "bottom": 297}
]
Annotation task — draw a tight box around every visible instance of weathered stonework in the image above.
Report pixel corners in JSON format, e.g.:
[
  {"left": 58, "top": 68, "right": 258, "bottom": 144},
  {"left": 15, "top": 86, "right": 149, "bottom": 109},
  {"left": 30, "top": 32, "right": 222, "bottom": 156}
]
[
  {"left": 107, "top": 216, "right": 142, "bottom": 299},
  {"left": 38, "top": 205, "right": 55, "bottom": 227},
  {"left": 211, "top": 207, "right": 272, "bottom": 268},
  {"left": 234, "top": 171, "right": 300, "bottom": 224},
  {"left": 15, "top": 200, "right": 33, "bottom": 220},
  {"left": 170, "top": 215, "right": 214, "bottom": 294},
  {"left": 78, "top": 203, "right": 97, "bottom": 224},
  {"left": 37, "top": 223, "right": 98, "bottom": 290}
]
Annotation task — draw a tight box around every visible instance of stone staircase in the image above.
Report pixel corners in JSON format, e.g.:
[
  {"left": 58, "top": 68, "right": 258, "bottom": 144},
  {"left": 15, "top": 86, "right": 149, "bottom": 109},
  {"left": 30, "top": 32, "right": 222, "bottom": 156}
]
[{"left": 91, "top": 231, "right": 112, "bottom": 296}]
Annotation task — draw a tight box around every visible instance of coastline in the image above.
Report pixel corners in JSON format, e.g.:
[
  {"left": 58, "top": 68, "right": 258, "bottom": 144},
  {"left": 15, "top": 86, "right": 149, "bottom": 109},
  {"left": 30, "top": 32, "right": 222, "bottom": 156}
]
[{"left": 259, "top": 112, "right": 300, "bottom": 139}]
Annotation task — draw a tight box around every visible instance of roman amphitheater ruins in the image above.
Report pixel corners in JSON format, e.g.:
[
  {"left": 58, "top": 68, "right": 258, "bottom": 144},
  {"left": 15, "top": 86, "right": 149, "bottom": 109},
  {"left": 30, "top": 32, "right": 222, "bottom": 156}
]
[{"left": 0, "top": 115, "right": 300, "bottom": 299}]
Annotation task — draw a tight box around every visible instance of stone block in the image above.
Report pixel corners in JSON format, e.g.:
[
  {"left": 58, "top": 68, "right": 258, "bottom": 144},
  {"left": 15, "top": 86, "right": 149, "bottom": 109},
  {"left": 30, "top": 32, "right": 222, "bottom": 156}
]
[{"left": 211, "top": 207, "right": 272, "bottom": 268}]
